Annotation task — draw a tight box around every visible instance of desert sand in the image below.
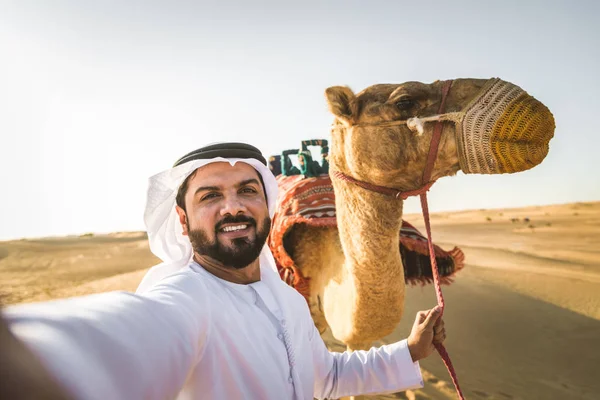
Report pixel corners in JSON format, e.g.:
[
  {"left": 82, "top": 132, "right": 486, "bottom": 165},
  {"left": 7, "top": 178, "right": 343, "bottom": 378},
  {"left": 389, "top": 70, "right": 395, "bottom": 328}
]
[{"left": 1, "top": 202, "right": 599, "bottom": 399}]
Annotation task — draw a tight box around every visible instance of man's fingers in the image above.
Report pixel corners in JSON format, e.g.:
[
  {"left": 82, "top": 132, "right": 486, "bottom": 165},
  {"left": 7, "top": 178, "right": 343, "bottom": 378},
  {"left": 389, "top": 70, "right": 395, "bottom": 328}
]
[
  {"left": 433, "top": 327, "right": 445, "bottom": 343},
  {"left": 433, "top": 319, "right": 445, "bottom": 334},
  {"left": 433, "top": 330, "right": 446, "bottom": 344},
  {"left": 414, "top": 311, "right": 428, "bottom": 327},
  {"left": 423, "top": 306, "right": 442, "bottom": 329}
]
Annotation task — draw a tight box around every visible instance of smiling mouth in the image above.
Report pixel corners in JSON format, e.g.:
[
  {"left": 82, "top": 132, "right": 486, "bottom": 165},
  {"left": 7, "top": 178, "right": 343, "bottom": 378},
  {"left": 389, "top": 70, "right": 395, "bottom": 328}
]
[{"left": 220, "top": 224, "right": 249, "bottom": 233}]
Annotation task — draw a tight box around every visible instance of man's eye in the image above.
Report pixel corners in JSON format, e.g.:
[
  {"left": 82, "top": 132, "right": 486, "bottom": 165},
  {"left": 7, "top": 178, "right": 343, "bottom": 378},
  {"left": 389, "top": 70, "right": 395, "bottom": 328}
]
[
  {"left": 241, "top": 187, "right": 257, "bottom": 194},
  {"left": 201, "top": 193, "right": 220, "bottom": 201}
]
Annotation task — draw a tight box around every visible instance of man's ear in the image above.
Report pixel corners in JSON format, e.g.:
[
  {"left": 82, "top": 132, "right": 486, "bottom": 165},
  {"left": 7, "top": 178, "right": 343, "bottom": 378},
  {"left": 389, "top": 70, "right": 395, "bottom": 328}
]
[
  {"left": 325, "top": 86, "right": 357, "bottom": 126},
  {"left": 176, "top": 205, "right": 189, "bottom": 236}
]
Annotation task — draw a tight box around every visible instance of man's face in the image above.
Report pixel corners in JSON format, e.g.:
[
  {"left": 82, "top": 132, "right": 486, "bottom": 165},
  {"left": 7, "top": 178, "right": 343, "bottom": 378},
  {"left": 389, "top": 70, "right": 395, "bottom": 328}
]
[{"left": 177, "top": 162, "right": 271, "bottom": 269}]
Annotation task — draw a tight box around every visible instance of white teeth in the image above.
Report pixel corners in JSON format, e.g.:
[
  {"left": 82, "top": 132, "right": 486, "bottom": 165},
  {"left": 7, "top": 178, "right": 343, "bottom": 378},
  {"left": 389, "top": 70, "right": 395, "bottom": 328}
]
[{"left": 222, "top": 224, "right": 248, "bottom": 232}]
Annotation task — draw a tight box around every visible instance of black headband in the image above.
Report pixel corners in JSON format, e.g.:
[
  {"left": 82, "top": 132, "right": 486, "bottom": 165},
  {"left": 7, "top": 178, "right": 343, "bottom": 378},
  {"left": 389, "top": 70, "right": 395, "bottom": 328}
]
[{"left": 173, "top": 142, "right": 267, "bottom": 167}]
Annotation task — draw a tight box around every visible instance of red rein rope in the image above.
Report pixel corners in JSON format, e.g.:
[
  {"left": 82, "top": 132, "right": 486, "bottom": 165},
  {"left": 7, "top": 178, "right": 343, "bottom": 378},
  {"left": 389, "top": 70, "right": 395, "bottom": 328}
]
[
  {"left": 420, "top": 193, "right": 465, "bottom": 399},
  {"left": 331, "top": 171, "right": 435, "bottom": 200},
  {"left": 419, "top": 81, "right": 465, "bottom": 399},
  {"left": 332, "top": 80, "right": 466, "bottom": 399}
]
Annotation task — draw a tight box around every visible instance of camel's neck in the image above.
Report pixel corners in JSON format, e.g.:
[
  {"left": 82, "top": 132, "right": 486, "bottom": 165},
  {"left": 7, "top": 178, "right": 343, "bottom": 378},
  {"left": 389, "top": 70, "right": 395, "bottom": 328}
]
[
  {"left": 335, "top": 182, "right": 405, "bottom": 282},
  {"left": 326, "top": 178, "right": 406, "bottom": 345}
]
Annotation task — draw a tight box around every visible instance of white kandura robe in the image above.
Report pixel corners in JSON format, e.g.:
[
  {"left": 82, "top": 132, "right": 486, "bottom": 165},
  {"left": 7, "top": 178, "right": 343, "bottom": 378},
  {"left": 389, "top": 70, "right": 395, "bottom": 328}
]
[{"left": 5, "top": 262, "right": 423, "bottom": 400}]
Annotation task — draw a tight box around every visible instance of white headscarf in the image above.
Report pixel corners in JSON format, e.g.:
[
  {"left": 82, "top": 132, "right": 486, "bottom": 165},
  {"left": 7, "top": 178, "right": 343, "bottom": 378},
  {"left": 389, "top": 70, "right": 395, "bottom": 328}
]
[{"left": 136, "top": 157, "right": 279, "bottom": 293}]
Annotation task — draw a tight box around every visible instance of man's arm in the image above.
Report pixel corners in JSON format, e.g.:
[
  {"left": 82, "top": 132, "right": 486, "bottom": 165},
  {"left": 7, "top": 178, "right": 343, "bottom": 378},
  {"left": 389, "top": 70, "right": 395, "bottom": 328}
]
[
  {"left": 311, "top": 307, "right": 444, "bottom": 399},
  {"left": 0, "top": 313, "right": 73, "bottom": 400},
  {"left": 3, "top": 270, "right": 210, "bottom": 400}
]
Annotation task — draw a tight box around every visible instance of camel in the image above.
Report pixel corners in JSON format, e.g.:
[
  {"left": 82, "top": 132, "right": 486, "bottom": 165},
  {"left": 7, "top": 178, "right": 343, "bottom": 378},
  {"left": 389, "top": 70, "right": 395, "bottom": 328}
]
[{"left": 280, "top": 78, "right": 554, "bottom": 351}]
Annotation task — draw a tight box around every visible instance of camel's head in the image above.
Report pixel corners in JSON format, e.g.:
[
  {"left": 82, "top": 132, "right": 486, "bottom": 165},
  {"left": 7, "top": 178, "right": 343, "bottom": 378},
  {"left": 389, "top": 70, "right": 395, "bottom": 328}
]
[{"left": 325, "top": 78, "right": 555, "bottom": 190}]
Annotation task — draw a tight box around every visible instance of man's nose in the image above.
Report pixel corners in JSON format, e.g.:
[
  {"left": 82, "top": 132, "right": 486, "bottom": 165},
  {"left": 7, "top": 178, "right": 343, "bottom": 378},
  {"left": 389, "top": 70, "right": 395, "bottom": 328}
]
[{"left": 219, "top": 195, "right": 248, "bottom": 216}]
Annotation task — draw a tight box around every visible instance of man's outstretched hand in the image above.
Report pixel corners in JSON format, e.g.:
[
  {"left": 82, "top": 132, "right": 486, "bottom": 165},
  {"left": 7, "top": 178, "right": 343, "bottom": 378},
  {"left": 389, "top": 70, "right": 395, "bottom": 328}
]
[{"left": 407, "top": 306, "right": 446, "bottom": 362}]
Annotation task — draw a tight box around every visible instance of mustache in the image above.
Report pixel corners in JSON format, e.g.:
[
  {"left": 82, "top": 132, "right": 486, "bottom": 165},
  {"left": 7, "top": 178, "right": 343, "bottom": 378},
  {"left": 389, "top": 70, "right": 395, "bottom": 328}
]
[{"left": 215, "top": 215, "right": 257, "bottom": 232}]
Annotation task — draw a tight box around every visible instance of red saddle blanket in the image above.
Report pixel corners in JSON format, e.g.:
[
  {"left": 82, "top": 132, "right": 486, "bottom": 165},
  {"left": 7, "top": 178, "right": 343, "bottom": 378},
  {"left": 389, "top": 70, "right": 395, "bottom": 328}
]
[{"left": 268, "top": 175, "right": 465, "bottom": 301}]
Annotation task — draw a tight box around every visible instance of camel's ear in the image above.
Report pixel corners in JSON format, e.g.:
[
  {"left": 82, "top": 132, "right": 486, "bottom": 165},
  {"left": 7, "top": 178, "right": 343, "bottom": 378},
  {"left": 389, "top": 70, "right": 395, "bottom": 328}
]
[{"left": 325, "top": 86, "right": 357, "bottom": 126}]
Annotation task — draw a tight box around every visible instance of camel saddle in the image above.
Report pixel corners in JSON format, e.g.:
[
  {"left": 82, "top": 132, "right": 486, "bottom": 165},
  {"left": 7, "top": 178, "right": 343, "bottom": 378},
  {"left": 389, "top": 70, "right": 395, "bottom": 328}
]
[{"left": 268, "top": 175, "right": 465, "bottom": 301}]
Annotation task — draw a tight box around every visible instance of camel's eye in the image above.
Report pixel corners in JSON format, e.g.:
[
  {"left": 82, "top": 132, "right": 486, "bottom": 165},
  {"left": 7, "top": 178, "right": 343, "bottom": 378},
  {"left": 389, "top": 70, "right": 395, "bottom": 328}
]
[{"left": 395, "top": 99, "right": 416, "bottom": 110}]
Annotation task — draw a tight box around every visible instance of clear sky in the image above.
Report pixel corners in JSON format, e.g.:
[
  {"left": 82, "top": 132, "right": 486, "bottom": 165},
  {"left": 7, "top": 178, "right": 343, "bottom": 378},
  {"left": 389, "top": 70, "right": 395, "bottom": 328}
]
[{"left": 1, "top": 0, "right": 598, "bottom": 240}]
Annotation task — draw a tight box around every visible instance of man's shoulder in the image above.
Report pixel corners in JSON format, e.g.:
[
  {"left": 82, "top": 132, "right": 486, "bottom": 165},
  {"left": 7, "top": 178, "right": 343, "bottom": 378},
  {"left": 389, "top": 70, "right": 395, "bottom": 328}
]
[
  {"left": 272, "top": 278, "right": 311, "bottom": 313},
  {"left": 145, "top": 266, "right": 209, "bottom": 296}
]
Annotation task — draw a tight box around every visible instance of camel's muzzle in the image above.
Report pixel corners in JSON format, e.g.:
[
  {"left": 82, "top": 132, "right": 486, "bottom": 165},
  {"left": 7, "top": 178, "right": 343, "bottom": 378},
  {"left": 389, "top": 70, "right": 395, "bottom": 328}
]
[{"left": 455, "top": 78, "right": 555, "bottom": 174}]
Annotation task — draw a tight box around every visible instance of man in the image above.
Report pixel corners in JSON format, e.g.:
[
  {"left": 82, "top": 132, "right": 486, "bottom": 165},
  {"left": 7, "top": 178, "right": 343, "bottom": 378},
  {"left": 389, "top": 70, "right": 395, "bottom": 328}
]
[{"left": 4, "top": 142, "right": 446, "bottom": 399}]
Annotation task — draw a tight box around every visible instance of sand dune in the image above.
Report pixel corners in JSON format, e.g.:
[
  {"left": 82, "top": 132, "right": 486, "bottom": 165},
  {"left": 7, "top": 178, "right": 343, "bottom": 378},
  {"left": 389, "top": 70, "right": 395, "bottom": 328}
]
[
  {"left": 405, "top": 201, "right": 600, "bottom": 322},
  {"left": 1, "top": 202, "right": 599, "bottom": 399},
  {"left": 0, "top": 232, "right": 158, "bottom": 304}
]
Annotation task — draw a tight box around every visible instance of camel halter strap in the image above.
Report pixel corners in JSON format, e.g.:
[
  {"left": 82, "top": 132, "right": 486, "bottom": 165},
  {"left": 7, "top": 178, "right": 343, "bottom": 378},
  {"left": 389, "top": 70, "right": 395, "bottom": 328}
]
[{"left": 332, "top": 80, "right": 466, "bottom": 400}]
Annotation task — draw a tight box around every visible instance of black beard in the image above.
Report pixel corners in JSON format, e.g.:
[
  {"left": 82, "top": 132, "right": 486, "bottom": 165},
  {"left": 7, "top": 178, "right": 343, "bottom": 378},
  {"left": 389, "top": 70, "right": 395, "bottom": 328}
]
[{"left": 188, "top": 214, "right": 271, "bottom": 269}]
